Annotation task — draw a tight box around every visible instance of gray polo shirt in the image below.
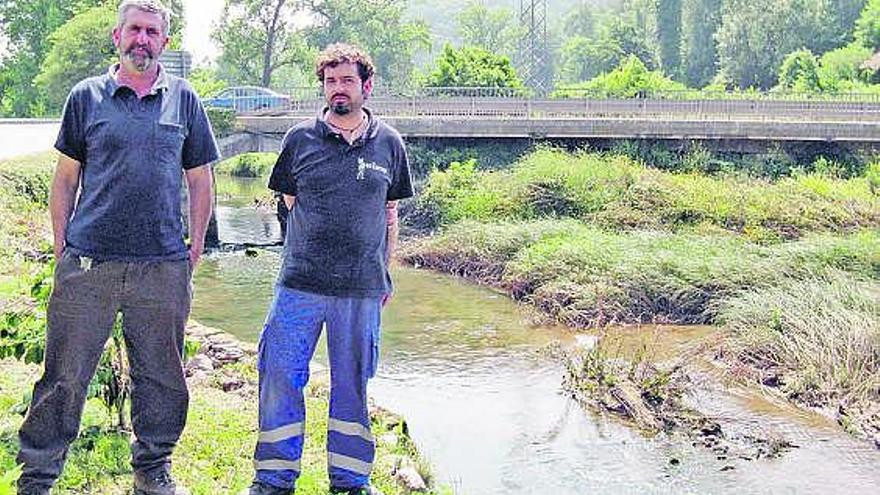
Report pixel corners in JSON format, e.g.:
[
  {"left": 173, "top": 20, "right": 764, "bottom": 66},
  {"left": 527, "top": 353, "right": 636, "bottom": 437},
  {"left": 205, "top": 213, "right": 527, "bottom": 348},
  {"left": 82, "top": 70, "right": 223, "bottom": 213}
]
[
  {"left": 55, "top": 64, "right": 220, "bottom": 261},
  {"left": 268, "top": 110, "right": 413, "bottom": 298}
]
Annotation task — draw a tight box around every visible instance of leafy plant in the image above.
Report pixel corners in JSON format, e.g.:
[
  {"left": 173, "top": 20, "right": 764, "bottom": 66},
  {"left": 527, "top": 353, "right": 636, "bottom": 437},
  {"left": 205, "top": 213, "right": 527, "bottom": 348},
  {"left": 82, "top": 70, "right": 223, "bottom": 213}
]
[{"left": 0, "top": 464, "right": 21, "bottom": 495}]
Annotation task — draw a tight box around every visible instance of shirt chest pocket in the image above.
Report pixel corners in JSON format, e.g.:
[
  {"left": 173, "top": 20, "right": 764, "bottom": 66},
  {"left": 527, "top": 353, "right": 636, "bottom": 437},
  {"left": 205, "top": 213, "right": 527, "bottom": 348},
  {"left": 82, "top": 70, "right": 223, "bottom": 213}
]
[{"left": 154, "top": 122, "right": 185, "bottom": 165}]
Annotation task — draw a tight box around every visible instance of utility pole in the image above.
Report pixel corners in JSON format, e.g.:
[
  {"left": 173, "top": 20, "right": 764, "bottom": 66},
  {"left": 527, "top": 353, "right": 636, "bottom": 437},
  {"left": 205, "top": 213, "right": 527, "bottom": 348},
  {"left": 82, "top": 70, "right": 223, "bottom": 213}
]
[{"left": 518, "top": 0, "right": 552, "bottom": 95}]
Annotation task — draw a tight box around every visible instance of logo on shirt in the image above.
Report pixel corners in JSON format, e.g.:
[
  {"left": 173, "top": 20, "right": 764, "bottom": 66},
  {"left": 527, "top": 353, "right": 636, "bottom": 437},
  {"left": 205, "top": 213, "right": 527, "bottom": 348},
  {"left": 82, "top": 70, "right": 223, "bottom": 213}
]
[{"left": 356, "top": 157, "right": 389, "bottom": 180}]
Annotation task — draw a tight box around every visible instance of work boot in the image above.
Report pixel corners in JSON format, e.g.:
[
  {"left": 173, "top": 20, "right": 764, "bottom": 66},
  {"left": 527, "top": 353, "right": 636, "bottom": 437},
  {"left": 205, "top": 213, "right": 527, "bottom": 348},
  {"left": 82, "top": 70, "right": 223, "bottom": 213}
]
[
  {"left": 329, "top": 485, "right": 383, "bottom": 495},
  {"left": 133, "top": 470, "right": 190, "bottom": 495},
  {"left": 238, "top": 480, "right": 293, "bottom": 495}
]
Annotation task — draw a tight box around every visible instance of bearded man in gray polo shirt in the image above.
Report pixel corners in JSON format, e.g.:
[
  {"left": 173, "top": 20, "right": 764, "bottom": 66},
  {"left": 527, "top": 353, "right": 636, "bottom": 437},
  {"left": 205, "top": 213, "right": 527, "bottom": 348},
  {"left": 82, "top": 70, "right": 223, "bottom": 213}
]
[
  {"left": 16, "top": 1, "right": 218, "bottom": 494},
  {"left": 242, "top": 44, "right": 413, "bottom": 495}
]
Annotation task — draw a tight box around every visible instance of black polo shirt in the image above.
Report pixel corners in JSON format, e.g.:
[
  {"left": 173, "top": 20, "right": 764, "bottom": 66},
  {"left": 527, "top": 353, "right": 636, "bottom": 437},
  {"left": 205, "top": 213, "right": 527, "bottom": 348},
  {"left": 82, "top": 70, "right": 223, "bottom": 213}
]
[
  {"left": 268, "top": 110, "right": 413, "bottom": 298},
  {"left": 55, "top": 64, "right": 220, "bottom": 261}
]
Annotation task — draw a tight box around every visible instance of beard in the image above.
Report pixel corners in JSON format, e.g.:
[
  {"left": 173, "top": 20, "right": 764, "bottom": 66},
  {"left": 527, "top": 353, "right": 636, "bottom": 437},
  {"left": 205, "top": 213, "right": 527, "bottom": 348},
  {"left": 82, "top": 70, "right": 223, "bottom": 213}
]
[
  {"left": 123, "top": 45, "right": 155, "bottom": 72},
  {"left": 330, "top": 102, "right": 352, "bottom": 115}
]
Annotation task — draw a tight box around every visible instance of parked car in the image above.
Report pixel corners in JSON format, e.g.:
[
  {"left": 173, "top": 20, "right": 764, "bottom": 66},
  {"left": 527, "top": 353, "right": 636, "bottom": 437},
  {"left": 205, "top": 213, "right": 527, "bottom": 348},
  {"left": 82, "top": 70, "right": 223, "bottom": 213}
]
[{"left": 202, "top": 86, "right": 290, "bottom": 113}]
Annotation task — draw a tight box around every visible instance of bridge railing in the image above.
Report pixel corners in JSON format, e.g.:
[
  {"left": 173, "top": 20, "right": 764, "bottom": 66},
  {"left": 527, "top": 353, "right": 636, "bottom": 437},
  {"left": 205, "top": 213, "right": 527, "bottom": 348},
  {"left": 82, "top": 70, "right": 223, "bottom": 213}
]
[
  {"left": 278, "top": 86, "right": 880, "bottom": 102},
  {"left": 246, "top": 87, "right": 880, "bottom": 122}
]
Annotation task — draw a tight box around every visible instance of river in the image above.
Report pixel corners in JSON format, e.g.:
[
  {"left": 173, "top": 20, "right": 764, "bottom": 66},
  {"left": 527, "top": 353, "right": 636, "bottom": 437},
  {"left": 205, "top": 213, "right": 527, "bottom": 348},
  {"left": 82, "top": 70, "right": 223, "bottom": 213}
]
[{"left": 193, "top": 175, "right": 880, "bottom": 495}]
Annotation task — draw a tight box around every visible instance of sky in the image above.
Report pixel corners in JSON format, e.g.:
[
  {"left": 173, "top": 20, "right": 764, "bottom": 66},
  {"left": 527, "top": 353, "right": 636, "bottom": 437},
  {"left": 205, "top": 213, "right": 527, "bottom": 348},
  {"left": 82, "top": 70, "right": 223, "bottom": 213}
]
[{"left": 181, "top": 0, "right": 226, "bottom": 65}]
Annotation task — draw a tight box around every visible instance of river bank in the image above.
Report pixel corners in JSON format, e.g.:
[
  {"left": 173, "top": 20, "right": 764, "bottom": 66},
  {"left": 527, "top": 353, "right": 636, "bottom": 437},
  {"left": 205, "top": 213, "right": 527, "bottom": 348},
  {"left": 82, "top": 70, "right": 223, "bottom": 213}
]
[
  {"left": 0, "top": 151, "right": 443, "bottom": 494},
  {"left": 400, "top": 148, "right": 880, "bottom": 446}
]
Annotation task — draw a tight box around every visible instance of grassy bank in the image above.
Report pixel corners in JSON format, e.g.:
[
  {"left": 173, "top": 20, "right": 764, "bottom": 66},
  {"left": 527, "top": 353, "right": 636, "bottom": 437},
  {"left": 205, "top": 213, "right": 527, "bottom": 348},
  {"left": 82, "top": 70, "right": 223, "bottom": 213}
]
[
  {"left": 403, "top": 220, "right": 878, "bottom": 326},
  {"left": 214, "top": 153, "right": 278, "bottom": 178},
  {"left": 402, "top": 147, "right": 880, "bottom": 442},
  {"left": 0, "top": 153, "right": 444, "bottom": 493},
  {"left": 717, "top": 273, "right": 879, "bottom": 439},
  {"left": 0, "top": 351, "right": 440, "bottom": 494},
  {"left": 0, "top": 152, "right": 54, "bottom": 297},
  {"left": 410, "top": 148, "right": 879, "bottom": 242}
]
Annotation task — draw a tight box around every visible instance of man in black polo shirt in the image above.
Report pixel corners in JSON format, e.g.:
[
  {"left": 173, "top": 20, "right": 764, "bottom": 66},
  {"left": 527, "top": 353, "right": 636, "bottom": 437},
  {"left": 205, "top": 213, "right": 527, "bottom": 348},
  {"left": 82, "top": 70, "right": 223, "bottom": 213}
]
[
  {"left": 243, "top": 44, "right": 413, "bottom": 495},
  {"left": 16, "top": 1, "right": 218, "bottom": 494}
]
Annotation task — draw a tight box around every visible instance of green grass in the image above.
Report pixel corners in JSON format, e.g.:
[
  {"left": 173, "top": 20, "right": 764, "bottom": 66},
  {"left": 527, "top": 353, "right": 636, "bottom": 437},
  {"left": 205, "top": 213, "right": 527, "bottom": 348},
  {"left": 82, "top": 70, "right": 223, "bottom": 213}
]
[
  {"left": 0, "top": 359, "right": 446, "bottom": 494},
  {"left": 0, "top": 152, "right": 54, "bottom": 289},
  {"left": 717, "top": 272, "right": 880, "bottom": 435},
  {"left": 410, "top": 148, "right": 880, "bottom": 241},
  {"left": 214, "top": 153, "right": 278, "bottom": 178},
  {"left": 403, "top": 220, "right": 879, "bottom": 327}
]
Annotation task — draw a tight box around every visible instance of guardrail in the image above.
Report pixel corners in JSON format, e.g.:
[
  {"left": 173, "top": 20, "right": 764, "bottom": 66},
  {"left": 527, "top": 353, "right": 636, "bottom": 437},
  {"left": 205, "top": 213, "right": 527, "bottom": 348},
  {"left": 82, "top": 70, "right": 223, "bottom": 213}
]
[{"left": 248, "top": 95, "right": 880, "bottom": 122}]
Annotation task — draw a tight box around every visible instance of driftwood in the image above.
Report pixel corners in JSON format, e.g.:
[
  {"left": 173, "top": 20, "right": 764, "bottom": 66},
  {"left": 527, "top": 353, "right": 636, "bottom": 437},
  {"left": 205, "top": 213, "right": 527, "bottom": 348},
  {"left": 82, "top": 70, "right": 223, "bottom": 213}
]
[{"left": 609, "top": 380, "right": 662, "bottom": 431}]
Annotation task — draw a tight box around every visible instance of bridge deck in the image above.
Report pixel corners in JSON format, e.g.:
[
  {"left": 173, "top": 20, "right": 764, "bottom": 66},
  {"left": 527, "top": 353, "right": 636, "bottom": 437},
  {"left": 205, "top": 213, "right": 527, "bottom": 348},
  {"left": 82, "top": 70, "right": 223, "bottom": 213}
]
[{"left": 235, "top": 97, "right": 880, "bottom": 142}]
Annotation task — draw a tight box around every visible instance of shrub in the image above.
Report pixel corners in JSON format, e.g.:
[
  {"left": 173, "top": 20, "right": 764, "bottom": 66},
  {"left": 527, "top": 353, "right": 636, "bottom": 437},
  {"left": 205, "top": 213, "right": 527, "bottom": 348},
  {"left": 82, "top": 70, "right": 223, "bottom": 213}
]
[
  {"left": 215, "top": 153, "right": 278, "bottom": 177},
  {"left": 206, "top": 107, "right": 236, "bottom": 139},
  {"left": 867, "top": 162, "right": 880, "bottom": 195}
]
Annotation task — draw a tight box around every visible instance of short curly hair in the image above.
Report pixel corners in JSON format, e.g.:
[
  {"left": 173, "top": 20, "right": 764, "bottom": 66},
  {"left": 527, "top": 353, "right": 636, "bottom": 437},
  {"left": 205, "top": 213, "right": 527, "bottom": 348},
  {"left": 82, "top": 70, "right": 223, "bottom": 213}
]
[{"left": 315, "top": 43, "right": 375, "bottom": 83}]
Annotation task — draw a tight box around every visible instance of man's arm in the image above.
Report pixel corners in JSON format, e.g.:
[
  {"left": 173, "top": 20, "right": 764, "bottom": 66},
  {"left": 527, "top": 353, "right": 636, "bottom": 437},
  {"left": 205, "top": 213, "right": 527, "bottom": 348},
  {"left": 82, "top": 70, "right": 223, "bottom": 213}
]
[
  {"left": 50, "top": 154, "right": 82, "bottom": 260},
  {"left": 185, "top": 164, "right": 214, "bottom": 266},
  {"left": 382, "top": 200, "right": 400, "bottom": 307},
  {"left": 282, "top": 194, "right": 295, "bottom": 210},
  {"left": 385, "top": 200, "right": 399, "bottom": 263}
]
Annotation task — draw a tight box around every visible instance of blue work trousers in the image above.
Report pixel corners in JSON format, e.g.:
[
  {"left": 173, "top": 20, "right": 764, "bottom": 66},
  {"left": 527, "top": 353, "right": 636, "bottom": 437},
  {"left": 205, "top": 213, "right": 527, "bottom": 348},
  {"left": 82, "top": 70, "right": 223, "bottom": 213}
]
[{"left": 254, "top": 285, "right": 381, "bottom": 490}]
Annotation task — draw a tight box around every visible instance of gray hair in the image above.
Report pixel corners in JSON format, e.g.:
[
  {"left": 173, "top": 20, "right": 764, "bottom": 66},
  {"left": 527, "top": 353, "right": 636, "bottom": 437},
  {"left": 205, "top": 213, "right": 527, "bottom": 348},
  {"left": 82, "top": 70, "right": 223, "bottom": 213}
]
[{"left": 117, "top": 0, "right": 171, "bottom": 35}]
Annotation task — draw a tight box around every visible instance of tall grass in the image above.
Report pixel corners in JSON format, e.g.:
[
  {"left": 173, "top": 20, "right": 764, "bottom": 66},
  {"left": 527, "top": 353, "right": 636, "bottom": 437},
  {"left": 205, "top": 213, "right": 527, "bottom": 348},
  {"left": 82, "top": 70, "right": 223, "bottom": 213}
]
[
  {"left": 410, "top": 148, "right": 880, "bottom": 240},
  {"left": 717, "top": 273, "right": 879, "bottom": 421},
  {"left": 0, "top": 152, "right": 54, "bottom": 288},
  {"left": 402, "top": 220, "right": 879, "bottom": 327}
]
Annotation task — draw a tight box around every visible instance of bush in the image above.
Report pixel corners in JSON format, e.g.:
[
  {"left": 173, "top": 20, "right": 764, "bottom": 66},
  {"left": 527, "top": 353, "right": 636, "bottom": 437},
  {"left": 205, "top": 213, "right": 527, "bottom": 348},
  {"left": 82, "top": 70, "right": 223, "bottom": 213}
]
[
  {"left": 206, "top": 107, "right": 236, "bottom": 139},
  {"left": 867, "top": 162, "right": 880, "bottom": 195},
  {"left": 214, "top": 153, "right": 278, "bottom": 178}
]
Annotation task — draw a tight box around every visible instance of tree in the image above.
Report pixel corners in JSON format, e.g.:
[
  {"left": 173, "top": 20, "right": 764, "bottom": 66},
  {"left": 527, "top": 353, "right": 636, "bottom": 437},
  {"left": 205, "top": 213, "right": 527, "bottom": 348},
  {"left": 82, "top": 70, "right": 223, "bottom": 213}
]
[
  {"left": 679, "top": 0, "right": 723, "bottom": 88},
  {"left": 715, "top": 0, "right": 831, "bottom": 89},
  {"left": 423, "top": 44, "right": 524, "bottom": 89},
  {"left": 0, "top": 0, "right": 185, "bottom": 117},
  {"left": 556, "top": 13, "right": 660, "bottom": 85},
  {"left": 555, "top": 54, "right": 688, "bottom": 98},
  {"left": 777, "top": 49, "right": 821, "bottom": 91},
  {"left": 562, "top": 2, "right": 598, "bottom": 39},
  {"left": 817, "top": 42, "right": 873, "bottom": 89},
  {"left": 35, "top": 4, "right": 117, "bottom": 112},
  {"left": 655, "top": 0, "right": 682, "bottom": 78},
  {"left": 304, "top": 0, "right": 431, "bottom": 89},
  {"left": 456, "top": 0, "right": 520, "bottom": 57},
  {"left": 0, "top": 0, "right": 105, "bottom": 116},
  {"left": 855, "top": 0, "right": 880, "bottom": 49},
  {"left": 213, "top": 0, "right": 309, "bottom": 87},
  {"left": 817, "top": 0, "right": 867, "bottom": 50}
]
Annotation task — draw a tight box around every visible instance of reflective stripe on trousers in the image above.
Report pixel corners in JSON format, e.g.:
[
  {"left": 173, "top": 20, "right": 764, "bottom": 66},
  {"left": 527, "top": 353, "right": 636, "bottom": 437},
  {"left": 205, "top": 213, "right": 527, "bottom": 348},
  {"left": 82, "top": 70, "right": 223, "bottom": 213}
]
[{"left": 254, "top": 285, "right": 381, "bottom": 490}]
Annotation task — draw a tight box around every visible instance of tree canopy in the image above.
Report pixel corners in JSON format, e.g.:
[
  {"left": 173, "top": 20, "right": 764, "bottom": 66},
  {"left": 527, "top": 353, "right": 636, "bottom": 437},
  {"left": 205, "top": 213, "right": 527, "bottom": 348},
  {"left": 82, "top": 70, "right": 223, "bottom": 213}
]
[
  {"left": 423, "top": 44, "right": 524, "bottom": 90},
  {"left": 35, "top": 4, "right": 117, "bottom": 112}
]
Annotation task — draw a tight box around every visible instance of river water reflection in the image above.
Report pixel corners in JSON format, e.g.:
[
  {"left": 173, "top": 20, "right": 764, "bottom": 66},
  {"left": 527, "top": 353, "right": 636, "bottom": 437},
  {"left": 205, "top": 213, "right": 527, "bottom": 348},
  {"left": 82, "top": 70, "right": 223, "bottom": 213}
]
[{"left": 190, "top": 176, "right": 880, "bottom": 494}]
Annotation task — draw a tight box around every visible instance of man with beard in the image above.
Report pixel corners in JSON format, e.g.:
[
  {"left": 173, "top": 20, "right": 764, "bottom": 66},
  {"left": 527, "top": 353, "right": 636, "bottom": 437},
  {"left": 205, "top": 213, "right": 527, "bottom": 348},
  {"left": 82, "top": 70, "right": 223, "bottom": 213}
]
[
  {"left": 242, "top": 44, "right": 413, "bottom": 495},
  {"left": 15, "top": 1, "right": 218, "bottom": 494}
]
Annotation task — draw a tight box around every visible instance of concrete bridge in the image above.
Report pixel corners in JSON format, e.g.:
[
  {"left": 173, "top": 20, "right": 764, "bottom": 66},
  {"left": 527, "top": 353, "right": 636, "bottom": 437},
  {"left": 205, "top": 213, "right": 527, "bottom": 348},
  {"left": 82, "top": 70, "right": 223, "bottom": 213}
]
[{"left": 220, "top": 95, "right": 880, "bottom": 157}]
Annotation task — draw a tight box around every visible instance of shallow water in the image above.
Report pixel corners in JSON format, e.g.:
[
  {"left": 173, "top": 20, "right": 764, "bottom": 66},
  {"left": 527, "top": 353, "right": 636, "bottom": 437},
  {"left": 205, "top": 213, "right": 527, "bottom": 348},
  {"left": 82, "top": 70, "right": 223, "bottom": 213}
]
[{"left": 193, "top": 176, "right": 880, "bottom": 495}]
